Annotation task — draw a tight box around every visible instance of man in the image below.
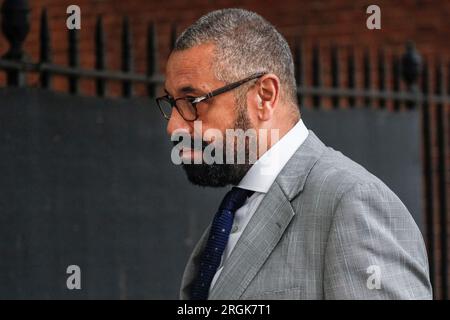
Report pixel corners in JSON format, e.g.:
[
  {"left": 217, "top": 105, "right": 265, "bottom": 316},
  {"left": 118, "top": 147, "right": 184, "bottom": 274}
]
[{"left": 156, "top": 8, "right": 432, "bottom": 299}]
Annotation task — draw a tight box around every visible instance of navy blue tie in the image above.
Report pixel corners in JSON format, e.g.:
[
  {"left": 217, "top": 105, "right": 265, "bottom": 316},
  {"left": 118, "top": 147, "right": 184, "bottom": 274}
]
[{"left": 190, "top": 187, "right": 254, "bottom": 300}]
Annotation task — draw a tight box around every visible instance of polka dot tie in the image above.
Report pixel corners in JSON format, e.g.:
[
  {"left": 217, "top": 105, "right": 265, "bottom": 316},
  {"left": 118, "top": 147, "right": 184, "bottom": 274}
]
[{"left": 190, "top": 187, "right": 254, "bottom": 300}]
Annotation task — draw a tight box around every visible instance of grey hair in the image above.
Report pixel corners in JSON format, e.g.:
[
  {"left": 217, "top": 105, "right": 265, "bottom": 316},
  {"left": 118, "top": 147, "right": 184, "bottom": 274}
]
[{"left": 174, "top": 8, "right": 299, "bottom": 109}]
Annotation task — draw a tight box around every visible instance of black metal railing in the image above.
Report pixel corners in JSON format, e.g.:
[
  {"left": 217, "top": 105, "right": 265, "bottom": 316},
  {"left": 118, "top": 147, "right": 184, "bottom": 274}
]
[
  {"left": 0, "top": 0, "right": 449, "bottom": 299},
  {"left": 0, "top": 1, "right": 448, "bottom": 107},
  {"left": 0, "top": 0, "right": 165, "bottom": 95}
]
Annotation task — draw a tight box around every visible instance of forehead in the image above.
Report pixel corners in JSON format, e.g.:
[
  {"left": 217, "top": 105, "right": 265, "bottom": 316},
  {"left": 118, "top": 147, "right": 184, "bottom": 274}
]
[{"left": 165, "top": 43, "right": 221, "bottom": 95}]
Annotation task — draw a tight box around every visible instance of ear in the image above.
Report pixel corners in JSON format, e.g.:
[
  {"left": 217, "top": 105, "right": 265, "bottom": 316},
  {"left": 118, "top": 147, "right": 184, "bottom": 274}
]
[{"left": 255, "top": 74, "right": 280, "bottom": 121}]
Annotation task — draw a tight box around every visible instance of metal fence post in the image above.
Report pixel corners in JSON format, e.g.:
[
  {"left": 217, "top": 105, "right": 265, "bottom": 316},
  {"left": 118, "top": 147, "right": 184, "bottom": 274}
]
[
  {"left": 1, "top": 0, "right": 30, "bottom": 86},
  {"left": 401, "top": 41, "right": 422, "bottom": 110}
]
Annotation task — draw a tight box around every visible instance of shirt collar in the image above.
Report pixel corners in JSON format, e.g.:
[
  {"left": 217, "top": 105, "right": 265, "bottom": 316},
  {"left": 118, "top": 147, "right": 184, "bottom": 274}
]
[{"left": 237, "top": 119, "right": 309, "bottom": 193}]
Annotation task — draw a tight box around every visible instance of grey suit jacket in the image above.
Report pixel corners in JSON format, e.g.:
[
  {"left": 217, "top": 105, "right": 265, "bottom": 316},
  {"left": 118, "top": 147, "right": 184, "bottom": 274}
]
[{"left": 180, "top": 131, "right": 432, "bottom": 299}]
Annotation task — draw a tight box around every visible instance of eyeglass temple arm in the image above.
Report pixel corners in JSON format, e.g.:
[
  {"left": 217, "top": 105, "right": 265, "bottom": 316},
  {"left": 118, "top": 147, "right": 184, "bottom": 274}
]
[{"left": 194, "top": 72, "right": 267, "bottom": 103}]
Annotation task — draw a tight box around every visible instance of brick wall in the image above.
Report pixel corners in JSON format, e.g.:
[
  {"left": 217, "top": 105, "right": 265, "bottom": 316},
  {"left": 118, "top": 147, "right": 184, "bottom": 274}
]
[{"left": 1, "top": 0, "right": 449, "bottom": 94}]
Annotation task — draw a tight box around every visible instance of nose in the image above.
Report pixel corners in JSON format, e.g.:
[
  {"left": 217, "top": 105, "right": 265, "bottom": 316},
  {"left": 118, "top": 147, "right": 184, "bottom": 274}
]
[{"left": 166, "top": 107, "right": 192, "bottom": 137}]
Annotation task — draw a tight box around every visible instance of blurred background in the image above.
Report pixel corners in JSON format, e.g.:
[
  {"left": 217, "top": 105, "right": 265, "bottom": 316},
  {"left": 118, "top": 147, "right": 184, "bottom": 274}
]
[{"left": 0, "top": 0, "right": 448, "bottom": 299}]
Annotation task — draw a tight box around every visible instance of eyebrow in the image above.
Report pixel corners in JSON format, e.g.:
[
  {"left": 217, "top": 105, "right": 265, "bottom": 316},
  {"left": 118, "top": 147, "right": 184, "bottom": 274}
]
[{"left": 164, "top": 85, "right": 204, "bottom": 97}]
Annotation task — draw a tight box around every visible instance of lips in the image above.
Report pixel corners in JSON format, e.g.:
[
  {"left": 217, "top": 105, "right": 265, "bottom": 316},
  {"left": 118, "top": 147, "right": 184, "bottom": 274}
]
[
  {"left": 173, "top": 138, "right": 211, "bottom": 152},
  {"left": 177, "top": 139, "right": 207, "bottom": 161}
]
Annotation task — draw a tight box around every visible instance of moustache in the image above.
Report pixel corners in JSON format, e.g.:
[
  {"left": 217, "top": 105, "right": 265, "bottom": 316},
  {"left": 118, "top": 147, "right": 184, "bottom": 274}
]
[{"left": 172, "top": 137, "right": 212, "bottom": 151}]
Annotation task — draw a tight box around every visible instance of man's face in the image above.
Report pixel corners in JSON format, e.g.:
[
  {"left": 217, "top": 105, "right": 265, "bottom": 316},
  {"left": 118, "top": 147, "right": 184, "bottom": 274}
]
[{"left": 164, "top": 43, "right": 253, "bottom": 187}]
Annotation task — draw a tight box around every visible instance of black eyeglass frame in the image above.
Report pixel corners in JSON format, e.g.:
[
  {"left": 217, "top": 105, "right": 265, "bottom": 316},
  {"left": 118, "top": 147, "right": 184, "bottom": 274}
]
[{"left": 156, "top": 71, "right": 267, "bottom": 121}]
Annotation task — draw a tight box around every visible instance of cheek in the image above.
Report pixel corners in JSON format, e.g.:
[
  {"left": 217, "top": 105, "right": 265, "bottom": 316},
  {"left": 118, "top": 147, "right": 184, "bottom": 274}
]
[{"left": 201, "top": 100, "right": 237, "bottom": 131}]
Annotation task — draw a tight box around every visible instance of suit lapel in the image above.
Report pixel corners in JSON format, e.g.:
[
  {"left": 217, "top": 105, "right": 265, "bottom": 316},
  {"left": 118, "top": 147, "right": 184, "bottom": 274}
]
[
  {"left": 209, "top": 131, "right": 326, "bottom": 299},
  {"left": 208, "top": 181, "right": 295, "bottom": 299}
]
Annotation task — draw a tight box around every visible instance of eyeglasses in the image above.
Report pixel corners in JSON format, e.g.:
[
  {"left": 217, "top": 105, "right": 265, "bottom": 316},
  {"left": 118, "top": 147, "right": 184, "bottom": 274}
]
[{"left": 156, "top": 72, "right": 267, "bottom": 121}]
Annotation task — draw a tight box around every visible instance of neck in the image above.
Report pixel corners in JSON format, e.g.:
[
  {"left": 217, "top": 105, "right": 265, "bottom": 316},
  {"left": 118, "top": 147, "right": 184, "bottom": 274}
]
[{"left": 256, "top": 116, "right": 299, "bottom": 159}]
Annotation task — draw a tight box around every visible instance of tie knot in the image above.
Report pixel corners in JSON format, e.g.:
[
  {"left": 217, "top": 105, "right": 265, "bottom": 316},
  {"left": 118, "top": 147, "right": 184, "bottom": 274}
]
[{"left": 218, "top": 187, "right": 254, "bottom": 213}]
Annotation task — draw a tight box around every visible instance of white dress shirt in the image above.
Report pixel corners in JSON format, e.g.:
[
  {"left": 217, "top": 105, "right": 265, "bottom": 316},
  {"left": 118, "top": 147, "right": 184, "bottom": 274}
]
[{"left": 209, "top": 119, "right": 309, "bottom": 293}]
